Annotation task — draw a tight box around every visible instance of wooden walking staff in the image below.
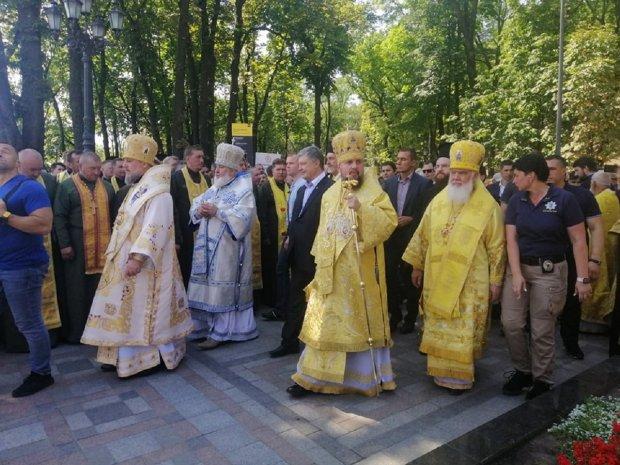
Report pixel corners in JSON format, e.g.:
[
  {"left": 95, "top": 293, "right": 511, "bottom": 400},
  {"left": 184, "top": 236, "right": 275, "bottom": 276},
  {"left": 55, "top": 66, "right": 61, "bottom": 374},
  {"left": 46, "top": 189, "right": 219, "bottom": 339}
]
[{"left": 341, "top": 179, "right": 381, "bottom": 397}]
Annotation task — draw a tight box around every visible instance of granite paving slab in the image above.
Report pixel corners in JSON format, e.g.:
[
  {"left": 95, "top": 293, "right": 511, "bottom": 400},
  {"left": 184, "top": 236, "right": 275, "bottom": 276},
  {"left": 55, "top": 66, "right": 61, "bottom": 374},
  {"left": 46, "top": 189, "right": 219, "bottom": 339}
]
[{"left": 0, "top": 309, "right": 615, "bottom": 465}]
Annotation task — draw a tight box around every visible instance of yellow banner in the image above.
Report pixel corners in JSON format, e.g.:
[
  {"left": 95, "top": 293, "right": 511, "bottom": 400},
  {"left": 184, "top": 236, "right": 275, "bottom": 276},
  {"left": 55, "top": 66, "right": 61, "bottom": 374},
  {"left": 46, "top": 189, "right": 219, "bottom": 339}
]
[{"left": 232, "top": 123, "right": 253, "bottom": 137}]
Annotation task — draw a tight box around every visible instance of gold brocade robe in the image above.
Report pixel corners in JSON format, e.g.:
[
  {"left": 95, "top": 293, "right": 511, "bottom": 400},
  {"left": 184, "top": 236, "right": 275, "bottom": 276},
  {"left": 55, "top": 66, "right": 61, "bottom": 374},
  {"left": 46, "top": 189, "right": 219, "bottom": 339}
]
[
  {"left": 300, "top": 171, "right": 397, "bottom": 362},
  {"left": 81, "top": 165, "right": 193, "bottom": 370},
  {"left": 36, "top": 176, "right": 61, "bottom": 329},
  {"left": 582, "top": 188, "right": 619, "bottom": 323},
  {"left": 402, "top": 181, "right": 505, "bottom": 383},
  {"left": 41, "top": 233, "right": 61, "bottom": 329}
]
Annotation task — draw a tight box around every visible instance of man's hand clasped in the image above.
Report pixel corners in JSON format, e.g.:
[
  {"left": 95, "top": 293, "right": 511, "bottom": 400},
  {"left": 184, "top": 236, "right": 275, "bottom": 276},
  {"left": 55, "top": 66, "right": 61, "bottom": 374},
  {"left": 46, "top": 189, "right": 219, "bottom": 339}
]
[{"left": 198, "top": 202, "right": 218, "bottom": 218}]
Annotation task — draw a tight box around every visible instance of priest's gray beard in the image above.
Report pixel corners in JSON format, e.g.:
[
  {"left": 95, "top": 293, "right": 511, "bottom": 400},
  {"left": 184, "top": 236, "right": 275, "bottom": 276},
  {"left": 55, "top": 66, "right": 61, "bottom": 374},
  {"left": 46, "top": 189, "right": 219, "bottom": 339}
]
[
  {"left": 213, "top": 174, "right": 233, "bottom": 188},
  {"left": 446, "top": 178, "right": 474, "bottom": 205}
]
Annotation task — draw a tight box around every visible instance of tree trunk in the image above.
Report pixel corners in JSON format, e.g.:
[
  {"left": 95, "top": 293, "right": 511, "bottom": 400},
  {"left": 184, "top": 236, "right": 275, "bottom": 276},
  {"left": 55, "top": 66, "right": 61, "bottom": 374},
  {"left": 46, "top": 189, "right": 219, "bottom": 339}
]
[
  {"left": 187, "top": 44, "right": 200, "bottom": 144},
  {"left": 68, "top": 21, "right": 84, "bottom": 151},
  {"left": 17, "top": 0, "right": 46, "bottom": 155},
  {"left": 96, "top": 49, "right": 110, "bottom": 159},
  {"left": 171, "top": 0, "right": 191, "bottom": 156},
  {"left": 111, "top": 109, "right": 119, "bottom": 158},
  {"left": 252, "top": 45, "right": 285, "bottom": 137},
  {"left": 449, "top": 0, "right": 478, "bottom": 90},
  {"left": 123, "top": 3, "right": 164, "bottom": 153},
  {"left": 323, "top": 87, "right": 331, "bottom": 152},
  {"left": 241, "top": 39, "right": 254, "bottom": 123},
  {"left": 130, "top": 80, "right": 138, "bottom": 133},
  {"left": 199, "top": 0, "right": 222, "bottom": 163},
  {"left": 313, "top": 82, "right": 323, "bottom": 147},
  {"left": 0, "top": 30, "right": 22, "bottom": 148},
  {"left": 52, "top": 93, "right": 66, "bottom": 152},
  {"left": 225, "top": 0, "right": 245, "bottom": 142},
  {"left": 138, "top": 65, "right": 164, "bottom": 153}
]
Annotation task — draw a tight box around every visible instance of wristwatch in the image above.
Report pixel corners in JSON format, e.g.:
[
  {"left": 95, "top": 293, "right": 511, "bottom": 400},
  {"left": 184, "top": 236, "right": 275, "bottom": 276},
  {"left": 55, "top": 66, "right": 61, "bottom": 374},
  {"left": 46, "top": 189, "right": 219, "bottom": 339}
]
[
  {"left": 588, "top": 258, "right": 601, "bottom": 265},
  {"left": 576, "top": 277, "right": 591, "bottom": 284},
  {"left": 0, "top": 211, "right": 11, "bottom": 224}
]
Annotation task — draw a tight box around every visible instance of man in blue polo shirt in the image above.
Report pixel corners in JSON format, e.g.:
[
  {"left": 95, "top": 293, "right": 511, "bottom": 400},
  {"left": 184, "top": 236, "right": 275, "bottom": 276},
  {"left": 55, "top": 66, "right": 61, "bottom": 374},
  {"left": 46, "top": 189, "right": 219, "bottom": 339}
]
[
  {"left": 546, "top": 155, "right": 604, "bottom": 359},
  {"left": 0, "top": 143, "right": 54, "bottom": 397}
]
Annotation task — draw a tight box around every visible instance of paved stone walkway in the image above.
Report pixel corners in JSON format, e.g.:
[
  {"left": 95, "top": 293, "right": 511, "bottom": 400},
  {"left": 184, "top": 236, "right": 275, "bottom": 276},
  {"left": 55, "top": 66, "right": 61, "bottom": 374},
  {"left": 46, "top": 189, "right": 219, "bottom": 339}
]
[{"left": 0, "top": 315, "right": 610, "bottom": 465}]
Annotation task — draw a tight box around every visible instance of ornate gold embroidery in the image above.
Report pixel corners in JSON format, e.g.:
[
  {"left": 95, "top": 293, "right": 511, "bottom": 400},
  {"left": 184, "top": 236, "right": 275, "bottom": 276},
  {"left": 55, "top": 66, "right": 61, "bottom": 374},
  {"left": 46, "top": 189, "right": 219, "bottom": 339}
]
[
  {"left": 104, "top": 304, "right": 117, "bottom": 316},
  {"left": 85, "top": 279, "right": 134, "bottom": 334}
]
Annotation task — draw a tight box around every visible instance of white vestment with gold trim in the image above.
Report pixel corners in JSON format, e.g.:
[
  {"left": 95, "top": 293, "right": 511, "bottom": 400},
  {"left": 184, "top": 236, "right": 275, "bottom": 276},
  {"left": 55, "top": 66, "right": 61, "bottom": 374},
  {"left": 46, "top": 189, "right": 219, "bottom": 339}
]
[{"left": 81, "top": 165, "right": 193, "bottom": 377}]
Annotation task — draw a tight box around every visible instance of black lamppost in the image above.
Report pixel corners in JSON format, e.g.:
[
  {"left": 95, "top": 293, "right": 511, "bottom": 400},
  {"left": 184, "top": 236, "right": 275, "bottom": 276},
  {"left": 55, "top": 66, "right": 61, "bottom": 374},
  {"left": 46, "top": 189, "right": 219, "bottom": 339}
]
[{"left": 43, "top": 0, "right": 124, "bottom": 152}]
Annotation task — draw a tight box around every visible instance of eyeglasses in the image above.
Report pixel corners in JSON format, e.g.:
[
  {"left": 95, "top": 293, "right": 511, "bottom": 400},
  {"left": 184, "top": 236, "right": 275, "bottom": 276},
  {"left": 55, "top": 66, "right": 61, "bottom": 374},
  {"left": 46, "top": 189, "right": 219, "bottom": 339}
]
[{"left": 422, "top": 169, "right": 433, "bottom": 173}]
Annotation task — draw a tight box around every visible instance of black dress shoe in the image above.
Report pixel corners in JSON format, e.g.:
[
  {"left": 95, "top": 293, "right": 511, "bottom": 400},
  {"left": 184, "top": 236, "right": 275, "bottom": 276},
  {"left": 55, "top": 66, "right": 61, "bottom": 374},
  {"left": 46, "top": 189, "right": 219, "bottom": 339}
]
[
  {"left": 12, "top": 372, "right": 54, "bottom": 398},
  {"left": 565, "top": 344, "right": 584, "bottom": 360},
  {"left": 269, "top": 345, "right": 300, "bottom": 358},
  {"left": 100, "top": 364, "right": 116, "bottom": 372},
  {"left": 525, "top": 380, "right": 551, "bottom": 400},
  {"left": 502, "top": 369, "right": 533, "bottom": 396},
  {"left": 261, "top": 310, "right": 283, "bottom": 321},
  {"left": 400, "top": 321, "right": 416, "bottom": 334},
  {"left": 443, "top": 387, "right": 467, "bottom": 396},
  {"left": 286, "top": 383, "right": 311, "bottom": 398}
]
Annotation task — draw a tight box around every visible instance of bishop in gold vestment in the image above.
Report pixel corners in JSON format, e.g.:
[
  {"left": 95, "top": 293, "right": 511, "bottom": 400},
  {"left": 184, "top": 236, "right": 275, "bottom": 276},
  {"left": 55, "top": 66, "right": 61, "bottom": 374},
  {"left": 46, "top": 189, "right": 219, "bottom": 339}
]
[
  {"left": 403, "top": 141, "right": 505, "bottom": 392},
  {"left": 290, "top": 130, "right": 398, "bottom": 397},
  {"left": 81, "top": 135, "right": 193, "bottom": 377}
]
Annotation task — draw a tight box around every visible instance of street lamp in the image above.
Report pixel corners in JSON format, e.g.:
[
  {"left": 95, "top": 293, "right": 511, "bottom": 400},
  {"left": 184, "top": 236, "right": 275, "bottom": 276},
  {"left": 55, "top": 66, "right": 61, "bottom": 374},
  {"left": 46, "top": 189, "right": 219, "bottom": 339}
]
[
  {"left": 43, "top": 1, "right": 62, "bottom": 34},
  {"left": 42, "top": 0, "right": 124, "bottom": 152},
  {"left": 109, "top": 1, "right": 123, "bottom": 34},
  {"left": 63, "top": 0, "right": 82, "bottom": 19}
]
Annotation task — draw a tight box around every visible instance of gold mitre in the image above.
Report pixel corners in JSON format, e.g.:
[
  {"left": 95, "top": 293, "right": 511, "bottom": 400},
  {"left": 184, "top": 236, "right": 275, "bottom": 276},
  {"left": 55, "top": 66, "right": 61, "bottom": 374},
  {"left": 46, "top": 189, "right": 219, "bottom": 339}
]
[
  {"left": 450, "top": 140, "right": 485, "bottom": 172},
  {"left": 122, "top": 134, "right": 158, "bottom": 166},
  {"left": 332, "top": 130, "right": 366, "bottom": 163}
]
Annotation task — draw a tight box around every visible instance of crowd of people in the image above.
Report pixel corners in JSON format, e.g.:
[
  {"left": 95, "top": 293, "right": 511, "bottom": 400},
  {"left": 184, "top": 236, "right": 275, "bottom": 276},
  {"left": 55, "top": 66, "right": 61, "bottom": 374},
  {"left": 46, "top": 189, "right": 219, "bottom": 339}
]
[{"left": 0, "top": 132, "right": 618, "bottom": 403}]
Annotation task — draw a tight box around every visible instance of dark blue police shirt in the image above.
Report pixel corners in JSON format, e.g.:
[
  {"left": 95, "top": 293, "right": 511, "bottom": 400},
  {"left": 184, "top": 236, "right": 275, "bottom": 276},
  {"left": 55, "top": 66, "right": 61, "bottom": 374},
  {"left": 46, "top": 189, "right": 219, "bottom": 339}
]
[
  {"left": 505, "top": 185, "right": 584, "bottom": 257},
  {"left": 0, "top": 175, "right": 50, "bottom": 271},
  {"left": 562, "top": 184, "right": 601, "bottom": 219}
]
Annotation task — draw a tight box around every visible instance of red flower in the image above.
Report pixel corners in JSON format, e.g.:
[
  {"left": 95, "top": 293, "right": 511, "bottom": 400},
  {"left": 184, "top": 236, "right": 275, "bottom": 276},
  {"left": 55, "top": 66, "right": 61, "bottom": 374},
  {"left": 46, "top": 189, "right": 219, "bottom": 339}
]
[{"left": 557, "top": 453, "right": 572, "bottom": 465}]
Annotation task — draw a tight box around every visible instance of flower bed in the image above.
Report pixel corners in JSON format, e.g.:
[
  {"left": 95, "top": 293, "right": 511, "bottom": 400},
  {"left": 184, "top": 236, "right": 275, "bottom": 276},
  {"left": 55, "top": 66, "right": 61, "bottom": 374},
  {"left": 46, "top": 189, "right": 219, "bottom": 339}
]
[{"left": 548, "top": 396, "right": 620, "bottom": 465}]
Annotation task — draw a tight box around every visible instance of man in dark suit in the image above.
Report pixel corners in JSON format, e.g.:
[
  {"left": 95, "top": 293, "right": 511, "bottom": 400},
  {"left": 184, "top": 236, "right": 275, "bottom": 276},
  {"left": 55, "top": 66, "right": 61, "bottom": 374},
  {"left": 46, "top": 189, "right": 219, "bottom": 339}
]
[
  {"left": 269, "top": 146, "right": 333, "bottom": 357},
  {"left": 487, "top": 160, "right": 514, "bottom": 204},
  {"left": 384, "top": 148, "right": 431, "bottom": 334}
]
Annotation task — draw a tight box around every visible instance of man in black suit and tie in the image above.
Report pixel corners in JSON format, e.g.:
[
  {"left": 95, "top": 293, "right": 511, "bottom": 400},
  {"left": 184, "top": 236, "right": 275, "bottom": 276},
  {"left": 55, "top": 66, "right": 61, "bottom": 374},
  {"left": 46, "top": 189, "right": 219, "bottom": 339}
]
[
  {"left": 384, "top": 148, "right": 432, "bottom": 334},
  {"left": 487, "top": 160, "right": 514, "bottom": 204},
  {"left": 269, "top": 146, "right": 333, "bottom": 357}
]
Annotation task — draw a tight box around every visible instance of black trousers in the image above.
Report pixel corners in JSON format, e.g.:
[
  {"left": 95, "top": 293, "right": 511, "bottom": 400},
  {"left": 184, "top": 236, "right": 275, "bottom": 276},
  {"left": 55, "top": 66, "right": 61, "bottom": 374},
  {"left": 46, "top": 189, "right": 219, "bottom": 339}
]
[
  {"left": 274, "top": 247, "right": 290, "bottom": 318},
  {"left": 386, "top": 249, "right": 420, "bottom": 326},
  {"left": 260, "top": 243, "right": 278, "bottom": 307},
  {"left": 178, "top": 231, "right": 195, "bottom": 289},
  {"left": 560, "top": 255, "right": 581, "bottom": 348},
  {"left": 281, "top": 265, "right": 314, "bottom": 349}
]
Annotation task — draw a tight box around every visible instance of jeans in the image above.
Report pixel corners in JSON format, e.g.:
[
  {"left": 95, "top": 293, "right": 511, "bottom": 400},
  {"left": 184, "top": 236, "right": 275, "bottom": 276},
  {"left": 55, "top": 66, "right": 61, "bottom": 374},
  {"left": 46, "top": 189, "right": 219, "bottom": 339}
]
[{"left": 0, "top": 265, "right": 51, "bottom": 374}]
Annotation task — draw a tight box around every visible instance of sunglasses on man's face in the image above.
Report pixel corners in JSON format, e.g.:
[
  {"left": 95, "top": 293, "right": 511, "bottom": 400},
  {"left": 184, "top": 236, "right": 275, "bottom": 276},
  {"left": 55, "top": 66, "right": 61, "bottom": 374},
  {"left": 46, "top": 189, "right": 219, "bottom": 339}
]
[{"left": 422, "top": 169, "right": 433, "bottom": 173}]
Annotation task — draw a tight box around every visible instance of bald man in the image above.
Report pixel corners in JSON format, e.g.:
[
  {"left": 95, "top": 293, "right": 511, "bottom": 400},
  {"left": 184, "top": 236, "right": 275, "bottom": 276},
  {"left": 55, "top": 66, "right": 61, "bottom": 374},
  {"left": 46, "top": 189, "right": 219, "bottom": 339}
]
[
  {"left": 53, "top": 152, "right": 114, "bottom": 343},
  {"left": 5, "top": 150, "right": 63, "bottom": 350},
  {"left": 0, "top": 143, "right": 55, "bottom": 397}
]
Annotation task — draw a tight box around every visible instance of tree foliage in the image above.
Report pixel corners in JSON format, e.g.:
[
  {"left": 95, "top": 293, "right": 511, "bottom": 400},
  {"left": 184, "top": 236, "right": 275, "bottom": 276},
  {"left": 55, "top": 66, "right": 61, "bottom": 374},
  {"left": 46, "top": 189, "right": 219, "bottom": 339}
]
[{"left": 0, "top": 0, "right": 618, "bottom": 166}]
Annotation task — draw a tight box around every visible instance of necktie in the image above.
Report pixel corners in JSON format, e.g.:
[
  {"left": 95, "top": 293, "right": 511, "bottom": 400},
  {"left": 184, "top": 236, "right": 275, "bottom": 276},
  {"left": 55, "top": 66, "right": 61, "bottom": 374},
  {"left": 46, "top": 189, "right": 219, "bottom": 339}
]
[{"left": 292, "top": 185, "right": 306, "bottom": 219}]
